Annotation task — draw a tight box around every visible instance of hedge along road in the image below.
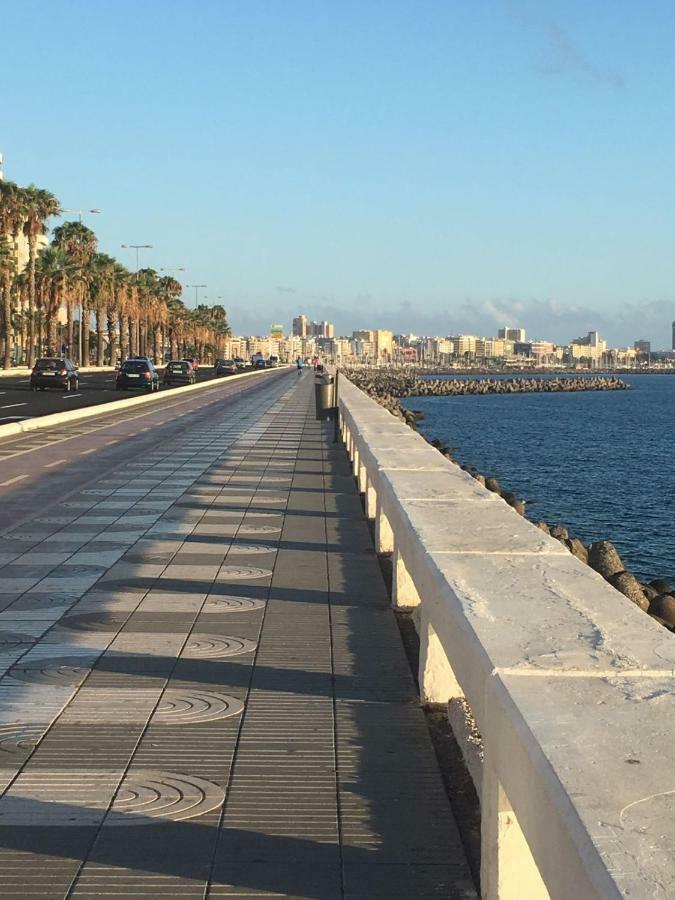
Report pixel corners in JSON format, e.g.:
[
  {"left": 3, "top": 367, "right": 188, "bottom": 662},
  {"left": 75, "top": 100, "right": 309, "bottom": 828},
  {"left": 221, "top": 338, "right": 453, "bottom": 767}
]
[{"left": 0, "top": 365, "right": 241, "bottom": 423}]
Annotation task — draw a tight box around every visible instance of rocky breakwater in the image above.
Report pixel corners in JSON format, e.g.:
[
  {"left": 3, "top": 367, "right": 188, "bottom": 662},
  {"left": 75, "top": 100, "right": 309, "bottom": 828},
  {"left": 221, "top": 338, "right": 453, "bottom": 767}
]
[{"left": 343, "top": 367, "right": 675, "bottom": 633}]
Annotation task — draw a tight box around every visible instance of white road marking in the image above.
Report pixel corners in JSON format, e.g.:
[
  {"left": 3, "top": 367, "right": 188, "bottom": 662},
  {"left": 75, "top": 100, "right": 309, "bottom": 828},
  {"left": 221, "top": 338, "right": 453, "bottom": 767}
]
[
  {"left": 62, "top": 394, "right": 82, "bottom": 399},
  {"left": 44, "top": 458, "right": 67, "bottom": 468},
  {"left": 105, "top": 439, "right": 119, "bottom": 445},
  {"left": 0, "top": 403, "right": 28, "bottom": 409},
  {"left": 0, "top": 473, "right": 29, "bottom": 487},
  {"left": 80, "top": 448, "right": 96, "bottom": 455}
]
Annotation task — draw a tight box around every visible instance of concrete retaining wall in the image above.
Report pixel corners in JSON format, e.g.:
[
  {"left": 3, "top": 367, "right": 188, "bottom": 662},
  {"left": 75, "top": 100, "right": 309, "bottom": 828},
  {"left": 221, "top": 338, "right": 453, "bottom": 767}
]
[
  {"left": 0, "top": 367, "right": 290, "bottom": 441},
  {"left": 338, "top": 373, "right": 675, "bottom": 900}
]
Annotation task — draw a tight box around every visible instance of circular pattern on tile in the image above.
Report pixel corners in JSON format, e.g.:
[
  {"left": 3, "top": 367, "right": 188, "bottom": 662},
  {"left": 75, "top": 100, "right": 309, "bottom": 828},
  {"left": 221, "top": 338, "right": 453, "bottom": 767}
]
[
  {"left": 227, "top": 543, "right": 277, "bottom": 555},
  {"left": 181, "top": 634, "right": 257, "bottom": 658},
  {"left": 237, "top": 525, "right": 281, "bottom": 535},
  {"left": 9, "top": 656, "right": 94, "bottom": 685},
  {"left": 0, "top": 632, "right": 38, "bottom": 647},
  {"left": 36, "top": 516, "right": 75, "bottom": 525},
  {"left": 57, "top": 565, "right": 106, "bottom": 577},
  {"left": 155, "top": 689, "right": 244, "bottom": 723},
  {"left": 0, "top": 724, "right": 45, "bottom": 755},
  {"left": 107, "top": 770, "right": 225, "bottom": 824},
  {"left": 59, "top": 612, "right": 127, "bottom": 633},
  {"left": 241, "top": 511, "right": 283, "bottom": 519},
  {"left": 81, "top": 489, "right": 114, "bottom": 496},
  {"left": 203, "top": 596, "right": 266, "bottom": 612},
  {"left": 19, "top": 592, "right": 80, "bottom": 607},
  {"left": 217, "top": 565, "right": 272, "bottom": 580}
]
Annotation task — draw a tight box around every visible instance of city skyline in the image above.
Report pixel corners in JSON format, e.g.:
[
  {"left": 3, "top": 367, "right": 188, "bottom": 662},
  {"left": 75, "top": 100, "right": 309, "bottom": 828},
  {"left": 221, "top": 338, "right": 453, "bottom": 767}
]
[{"left": 5, "top": 2, "right": 675, "bottom": 346}]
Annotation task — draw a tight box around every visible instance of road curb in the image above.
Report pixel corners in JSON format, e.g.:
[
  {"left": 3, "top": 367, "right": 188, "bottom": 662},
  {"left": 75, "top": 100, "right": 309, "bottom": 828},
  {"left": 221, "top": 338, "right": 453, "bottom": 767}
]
[{"left": 0, "top": 367, "right": 289, "bottom": 441}]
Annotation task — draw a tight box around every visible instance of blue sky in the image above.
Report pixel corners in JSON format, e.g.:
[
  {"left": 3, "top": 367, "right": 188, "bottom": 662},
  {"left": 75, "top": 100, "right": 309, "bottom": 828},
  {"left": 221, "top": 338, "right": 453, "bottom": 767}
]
[{"left": 3, "top": 0, "right": 675, "bottom": 346}]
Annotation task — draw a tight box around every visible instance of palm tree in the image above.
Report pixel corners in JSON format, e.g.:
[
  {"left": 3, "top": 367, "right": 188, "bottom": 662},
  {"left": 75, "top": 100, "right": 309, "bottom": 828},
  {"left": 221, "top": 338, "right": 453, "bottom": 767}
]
[
  {"left": 0, "top": 236, "right": 17, "bottom": 367},
  {"left": 21, "top": 185, "right": 61, "bottom": 365},
  {"left": 34, "top": 246, "right": 73, "bottom": 355},
  {"left": 0, "top": 180, "right": 24, "bottom": 367},
  {"left": 52, "top": 221, "right": 97, "bottom": 363}
]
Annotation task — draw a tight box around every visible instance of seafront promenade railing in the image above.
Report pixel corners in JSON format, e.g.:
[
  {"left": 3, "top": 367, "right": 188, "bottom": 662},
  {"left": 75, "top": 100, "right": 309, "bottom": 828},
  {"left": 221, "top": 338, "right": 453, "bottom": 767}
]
[{"left": 337, "top": 373, "right": 674, "bottom": 900}]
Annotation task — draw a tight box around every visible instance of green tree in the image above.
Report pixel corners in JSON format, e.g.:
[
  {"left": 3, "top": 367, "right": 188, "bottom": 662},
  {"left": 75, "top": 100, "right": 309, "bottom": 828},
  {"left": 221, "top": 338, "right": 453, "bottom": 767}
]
[{"left": 21, "top": 185, "right": 61, "bottom": 364}]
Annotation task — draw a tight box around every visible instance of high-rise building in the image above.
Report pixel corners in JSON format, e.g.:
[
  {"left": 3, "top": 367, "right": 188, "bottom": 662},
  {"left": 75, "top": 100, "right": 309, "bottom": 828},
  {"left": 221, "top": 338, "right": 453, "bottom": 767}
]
[
  {"left": 373, "top": 330, "right": 393, "bottom": 360},
  {"left": 352, "top": 329, "right": 373, "bottom": 342},
  {"left": 292, "top": 314, "right": 308, "bottom": 338},
  {"left": 634, "top": 339, "right": 651, "bottom": 354},
  {"left": 672, "top": 321, "right": 675, "bottom": 351},
  {"left": 498, "top": 326, "right": 526, "bottom": 342}
]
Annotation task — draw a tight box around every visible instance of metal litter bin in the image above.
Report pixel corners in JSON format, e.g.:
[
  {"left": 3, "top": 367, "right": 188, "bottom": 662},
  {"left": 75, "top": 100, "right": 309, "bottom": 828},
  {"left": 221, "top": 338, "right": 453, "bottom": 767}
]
[{"left": 314, "top": 374, "right": 335, "bottom": 420}]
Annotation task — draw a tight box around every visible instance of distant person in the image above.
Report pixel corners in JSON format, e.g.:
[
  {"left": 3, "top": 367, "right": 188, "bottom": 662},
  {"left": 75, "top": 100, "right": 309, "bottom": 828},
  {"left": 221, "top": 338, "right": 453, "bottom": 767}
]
[{"left": 296, "top": 356, "right": 304, "bottom": 373}]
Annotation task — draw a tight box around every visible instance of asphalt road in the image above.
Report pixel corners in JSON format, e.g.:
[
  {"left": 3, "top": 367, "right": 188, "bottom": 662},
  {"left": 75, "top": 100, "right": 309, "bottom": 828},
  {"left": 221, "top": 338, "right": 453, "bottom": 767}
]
[
  {"left": 0, "top": 366, "right": 294, "bottom": 531},
  {"left": 0, "top": 366, "right": 243, "bottom": 422}
]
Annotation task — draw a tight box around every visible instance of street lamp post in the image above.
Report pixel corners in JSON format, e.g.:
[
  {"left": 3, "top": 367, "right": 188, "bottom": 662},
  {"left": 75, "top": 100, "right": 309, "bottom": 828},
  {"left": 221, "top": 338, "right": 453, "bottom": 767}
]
[
  {"left": 185, "top": 284, "right": 206, "bottom": 308},
  {"left": 59, "top": 208, "right": 102, "bottom": 224},
  {"left": 121, "top": 244, "right": 153, "bottom": 273},
  {"left": 121, "top": 245, "right": 153, "bottom": 358}
]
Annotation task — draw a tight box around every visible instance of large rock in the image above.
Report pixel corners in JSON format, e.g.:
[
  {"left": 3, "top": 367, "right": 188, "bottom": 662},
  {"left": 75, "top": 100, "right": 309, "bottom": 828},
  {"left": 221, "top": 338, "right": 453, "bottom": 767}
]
[
  {"left": 550, "top": 525, "right": 569, "bottom": 541},
  {"left": 566, "top": 537, "right": 589, "bottom": 565},
  {"left": 649, "top": 578, "right": 672, "bottom": 595},
  {"left": 649, "top": 594, "right": 675, "bottom": 627},
  {"left": 608, "top": 571, "right": 650, "bottom": 611},
  {"left": 485, "top": 476, "right": 501, "bottom": 494},
  {"left": 588, "top": 541, "right": 624, "bottom": 579}
]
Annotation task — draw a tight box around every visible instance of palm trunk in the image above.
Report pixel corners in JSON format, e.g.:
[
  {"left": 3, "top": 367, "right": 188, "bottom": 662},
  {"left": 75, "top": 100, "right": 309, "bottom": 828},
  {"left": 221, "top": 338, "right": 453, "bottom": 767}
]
[
  {"left": 81, "top": 299, "right": 90, "bottom": 366},
  {"left": 27, "top": 236, "right": 37, "bottom": 367},
  {"left": 119, "top": 314, "right": 129, "bottom": 361},
  {"left": 67, "top": 299, "right": 74, "bottom": 360},
  {"left": 153, "top": 326, "right": 161, "bottom": 364},
  {"left": 96, "top": 305, "right": 105, "bottom": 366},
  {"left": 3, "top": 284, "right": 12, "bottom": 369},
  {"left": 47, "top": 305, "right": 59, "bottom": 356},
  {"left": 107, "top": 310, "right": 117, "bottom": 366}
]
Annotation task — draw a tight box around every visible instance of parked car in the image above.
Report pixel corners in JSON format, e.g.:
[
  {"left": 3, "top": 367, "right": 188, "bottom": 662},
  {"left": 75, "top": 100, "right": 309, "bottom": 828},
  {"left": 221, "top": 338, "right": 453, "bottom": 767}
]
[
  {"left": 268, "top": 355, "right": 280, "bottom": 368},
  {"left": 216, "top": 359, "right": 238, "bottom": 376},
  {"left": 253, "top": 357, "right": 267, "bottom": 370},
  {"left": 163, "top": 359, "right": 196, "bottom": 386},
  {"left": 116, "top": 358, "right": 160, "bottom": 391},
  {"left": 183, "top": 357, "right": 199, "bottom": 372},
  {"left": 234, "top": 357, "right": 247, "bottom": 370},
  {"left": 30, "top": 357, "right": 79, "bottom": 392}
]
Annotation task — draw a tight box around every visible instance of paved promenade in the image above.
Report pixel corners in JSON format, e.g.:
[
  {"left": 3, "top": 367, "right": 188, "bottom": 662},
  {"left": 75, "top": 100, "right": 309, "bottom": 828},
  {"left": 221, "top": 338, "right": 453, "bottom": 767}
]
[{"left": 0, "top": 373, "right": 474, "bottom": 899}]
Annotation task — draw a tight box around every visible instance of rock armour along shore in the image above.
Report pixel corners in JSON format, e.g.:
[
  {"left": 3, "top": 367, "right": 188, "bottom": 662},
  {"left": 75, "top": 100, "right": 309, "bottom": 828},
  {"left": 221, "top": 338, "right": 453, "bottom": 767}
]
[{"left": 343, "top": 367, "right": 675, "bottom": 633}]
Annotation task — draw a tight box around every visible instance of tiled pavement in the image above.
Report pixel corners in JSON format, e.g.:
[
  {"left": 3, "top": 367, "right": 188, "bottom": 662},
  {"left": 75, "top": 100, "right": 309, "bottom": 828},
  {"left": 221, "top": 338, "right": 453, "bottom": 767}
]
[{"left": 0, "top": 374, "right": 475, "bottom": 899}]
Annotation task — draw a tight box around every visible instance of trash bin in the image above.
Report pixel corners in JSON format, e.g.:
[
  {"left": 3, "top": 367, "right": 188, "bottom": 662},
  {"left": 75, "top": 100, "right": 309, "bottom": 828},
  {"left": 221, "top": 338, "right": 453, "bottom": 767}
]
[{"left": 314, "top": 374, "right": 335, "bottom": 420}]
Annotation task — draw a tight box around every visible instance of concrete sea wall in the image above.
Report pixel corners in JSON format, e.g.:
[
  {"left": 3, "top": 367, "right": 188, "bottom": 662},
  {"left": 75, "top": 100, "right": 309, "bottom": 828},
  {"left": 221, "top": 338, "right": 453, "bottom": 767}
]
[
  {"left": 337, "top": 372, "right": 675, "bottom": 900},
  {"left": 343, "top": 368, "right": 675, "bottom": 634}
]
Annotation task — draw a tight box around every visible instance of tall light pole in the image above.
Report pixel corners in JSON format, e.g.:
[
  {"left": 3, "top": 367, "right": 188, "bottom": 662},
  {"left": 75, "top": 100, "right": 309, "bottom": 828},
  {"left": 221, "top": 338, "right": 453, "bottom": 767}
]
[
  {"left": 185, "top": 284, "right": 206, "bottom": 309},
  {"left": 121, "top": 243, "right": 153, "bottom": 272}
]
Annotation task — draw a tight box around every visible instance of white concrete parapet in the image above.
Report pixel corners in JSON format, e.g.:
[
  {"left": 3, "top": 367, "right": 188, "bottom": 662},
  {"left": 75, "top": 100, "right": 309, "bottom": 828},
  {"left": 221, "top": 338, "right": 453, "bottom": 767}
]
[{"left": 338, "top": 374, "right": 675, "bottom": 900}]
